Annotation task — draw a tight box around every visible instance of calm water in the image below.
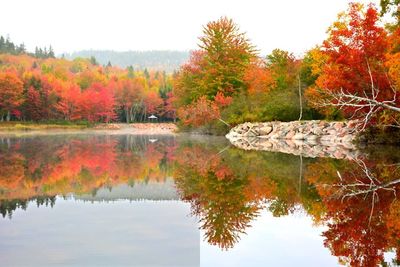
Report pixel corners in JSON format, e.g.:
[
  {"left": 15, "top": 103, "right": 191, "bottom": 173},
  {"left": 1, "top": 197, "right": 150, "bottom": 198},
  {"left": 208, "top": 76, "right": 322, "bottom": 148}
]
[{"left": 0, "top": 133, "right": 399, "bottom": 266}]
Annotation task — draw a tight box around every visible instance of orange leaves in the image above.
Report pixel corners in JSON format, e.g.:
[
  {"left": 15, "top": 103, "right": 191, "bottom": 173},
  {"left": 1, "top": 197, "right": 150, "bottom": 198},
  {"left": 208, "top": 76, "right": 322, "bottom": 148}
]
[
  {"left": 0, "top": 51, "right": 176, "bottom": 122},
  {"left": 0, "top": 136, "right": 177, "bottom": 201},
  {"left": 385, "top": 41, "right": 400, "bottom": 93},
  {"left": 114, "top": 78, "right": 143, "bottom": 108},
  {"left": 320, "top": 3, "right": 389, "bottom": 97},
  {"left": 173, "top": 17, "right": 257, "bottom": 128},
  {"left": 214, "top": 92, "right": 232, "bottom": 108},
  {"left": 144, "top": 91, "right": 163, "bottom": 115},
  {"left": 305, "top": 2, "right": 400, "bottom": 122},
  {"left": 177, "top": 96, "right": 220, "bottom": 127},
  {"left": 243, "top": 59, "right": 274, "bottom": 94},
  {"left": 0, "top": 71, "right": 23, "bottom": 119},
  {"left": 199, "top": 17, "right": 255, "bottom": 97}
]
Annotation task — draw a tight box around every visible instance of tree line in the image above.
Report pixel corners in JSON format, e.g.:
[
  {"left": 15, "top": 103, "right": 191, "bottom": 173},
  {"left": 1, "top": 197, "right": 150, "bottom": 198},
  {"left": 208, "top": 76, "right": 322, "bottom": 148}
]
[
  {"left": 0, "top": 41, "right": 176, "bottom": 123},
  {"left": 0, "top": 35, "right": 55, "bottom": 59},
  {"left": 173, "top": 2, "right": 400, "bottom": 135},
  {"left": 2, "top": 1, "right": 400, "bottom": 132}
]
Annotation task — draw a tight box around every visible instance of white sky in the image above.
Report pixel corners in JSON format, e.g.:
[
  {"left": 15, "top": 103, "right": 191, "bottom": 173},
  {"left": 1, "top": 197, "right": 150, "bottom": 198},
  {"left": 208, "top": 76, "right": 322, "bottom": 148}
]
[{"left": 0, "top": 0, "right": 380, "bottom": 56}]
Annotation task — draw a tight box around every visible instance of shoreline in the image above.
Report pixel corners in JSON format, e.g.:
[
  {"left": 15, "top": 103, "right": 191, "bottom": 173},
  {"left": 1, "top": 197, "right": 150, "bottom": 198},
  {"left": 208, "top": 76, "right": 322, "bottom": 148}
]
[{"left": 0, "top": 122, "right": 178, "bottom": 135}]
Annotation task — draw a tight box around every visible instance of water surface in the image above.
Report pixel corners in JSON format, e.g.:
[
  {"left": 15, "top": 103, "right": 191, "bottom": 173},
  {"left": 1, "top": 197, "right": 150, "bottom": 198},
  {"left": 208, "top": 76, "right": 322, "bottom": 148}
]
[{"left": 0, "top": 133, "right": 399, "bottom": 266}]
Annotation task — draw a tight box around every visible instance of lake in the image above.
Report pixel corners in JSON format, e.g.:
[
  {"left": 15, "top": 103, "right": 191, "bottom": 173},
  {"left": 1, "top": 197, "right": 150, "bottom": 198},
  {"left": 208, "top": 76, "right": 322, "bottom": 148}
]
[{"left": 0, "top": 133, "right": 399, "bottom": 266}]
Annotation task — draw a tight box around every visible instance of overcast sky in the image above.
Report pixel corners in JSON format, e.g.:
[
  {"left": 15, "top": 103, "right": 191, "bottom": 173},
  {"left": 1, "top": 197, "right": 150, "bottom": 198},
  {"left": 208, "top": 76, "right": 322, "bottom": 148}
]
[{"left": 0, "top": 0, "right": 380, "bottom": 56}]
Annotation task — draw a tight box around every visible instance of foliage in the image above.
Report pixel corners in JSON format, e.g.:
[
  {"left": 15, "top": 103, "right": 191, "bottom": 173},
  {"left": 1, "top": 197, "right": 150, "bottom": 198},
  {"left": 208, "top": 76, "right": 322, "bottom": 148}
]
[
  {"left": 0, "top": 71, "right": 23, "bottom": 121},
  {"left": 173, "top": 18, "right": 321, "bottom": 132},
  {"left": 0, "top": 49, "right": 177, "bottom": 123},
  {"left": 305, "top": 3, "right": 400, "bottom": 127},
  {"left": 173, "top": 17, "right": 257, "bottom": 132},
  {"left": 177, "top": 96, "right": 220, "bottom": 127}
]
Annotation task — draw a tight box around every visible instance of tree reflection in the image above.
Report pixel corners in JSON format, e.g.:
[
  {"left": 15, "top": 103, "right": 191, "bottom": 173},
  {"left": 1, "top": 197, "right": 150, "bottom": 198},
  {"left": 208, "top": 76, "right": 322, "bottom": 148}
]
[
  {"left": 174, "top": 143, "right": 262, "bottom": 249},
  {"left": 0, "top": 135, "right": 176, "bottom": 217},
  {"left": 0, "top": 196, "right": 56, "bottom": 218},
  {"left": 306, "top": 155, "right": 400, "bottom": 266},
  {"left": 2, "top": 135, "right": 400, "bottom": 266},
  {"left": 173, "top": 139, "right": 400, "bottom": 266},
  {"left": 173, "top": 140, "right": 320, "bottom": 249}
]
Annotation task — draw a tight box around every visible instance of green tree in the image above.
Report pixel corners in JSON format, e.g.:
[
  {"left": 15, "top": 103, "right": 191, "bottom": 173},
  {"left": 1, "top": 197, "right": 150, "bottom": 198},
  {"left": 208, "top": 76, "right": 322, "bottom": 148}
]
[
  {"left": 90, "top": 56, "right": 98, "bottom": 66},
  {"left": 199, "top": 17, "right": 256, "bottom": 98}
]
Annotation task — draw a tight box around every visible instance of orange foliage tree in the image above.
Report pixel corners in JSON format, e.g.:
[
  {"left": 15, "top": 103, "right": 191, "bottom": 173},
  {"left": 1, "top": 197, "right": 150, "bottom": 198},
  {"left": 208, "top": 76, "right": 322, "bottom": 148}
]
[{"left": 0, "top": 72, "right": 23, "bottom": 121}]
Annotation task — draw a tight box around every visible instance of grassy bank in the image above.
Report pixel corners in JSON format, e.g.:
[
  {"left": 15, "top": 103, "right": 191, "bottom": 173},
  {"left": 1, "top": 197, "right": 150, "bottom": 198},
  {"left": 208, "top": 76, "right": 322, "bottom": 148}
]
[{"left": 0, "top": 121, "right": 92, "bottom": 131}]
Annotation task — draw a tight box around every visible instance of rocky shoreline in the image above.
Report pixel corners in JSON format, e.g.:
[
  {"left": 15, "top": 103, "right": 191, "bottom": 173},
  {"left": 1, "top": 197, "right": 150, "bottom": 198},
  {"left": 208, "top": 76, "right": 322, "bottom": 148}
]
[{"left": 226, "top": 120, "right": 360, "bottom": 159}]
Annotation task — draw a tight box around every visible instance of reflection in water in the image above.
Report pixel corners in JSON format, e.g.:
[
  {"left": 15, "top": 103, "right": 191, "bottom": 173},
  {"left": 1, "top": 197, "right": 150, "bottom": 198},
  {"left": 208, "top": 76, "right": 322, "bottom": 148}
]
[
  {"left": 0, "top": 135, "right": 176, "bottom": 213},
  {"left": 173, "top": 140, "right": 400, "bottom": 266},
  {"left": 1, "top": 134, "right": 400, "bottom": 266}
]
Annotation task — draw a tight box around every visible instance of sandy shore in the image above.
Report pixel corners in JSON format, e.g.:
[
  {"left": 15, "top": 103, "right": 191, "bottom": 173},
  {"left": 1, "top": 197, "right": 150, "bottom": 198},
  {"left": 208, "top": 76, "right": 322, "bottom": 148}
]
[
  {"left": 94, "top": 123, "right": 178, "bottom": 134},
  {"left": 0, "top": 123, "right": 178, "bottom": 136}
]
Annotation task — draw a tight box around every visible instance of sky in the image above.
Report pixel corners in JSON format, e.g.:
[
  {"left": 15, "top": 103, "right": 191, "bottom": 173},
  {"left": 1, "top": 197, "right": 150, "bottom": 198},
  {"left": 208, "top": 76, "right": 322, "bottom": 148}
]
[{"left": 0, "top": 0, "right": 380, "bottom": 56}]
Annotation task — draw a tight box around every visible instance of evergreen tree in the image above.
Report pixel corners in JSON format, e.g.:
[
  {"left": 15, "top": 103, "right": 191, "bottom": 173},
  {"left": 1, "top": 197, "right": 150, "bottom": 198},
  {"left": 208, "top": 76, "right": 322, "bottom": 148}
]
[
  {"left": 144, "top": 68, "right": 150, "bottom": 80},
  {"left": 17, "top": 43, "right": 26, "bottom": 54},
  {"left": 90, "top": 56, "right": 98, "bottom": 66},
  {"left": 48, "top": 45, "right": 55, "bottom": 58},
  {"left": 127, "top": 65, "right": 135, "bottom": 78},
  {"left": 0, "top": 36, "right": 5, "bottom": 53}
]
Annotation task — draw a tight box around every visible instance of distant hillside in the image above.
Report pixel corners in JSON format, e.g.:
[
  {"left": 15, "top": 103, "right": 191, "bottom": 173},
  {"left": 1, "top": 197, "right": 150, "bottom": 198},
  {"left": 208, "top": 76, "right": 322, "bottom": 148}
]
[{"left": 63, "top": 50, "right": 189, "bottom": 72}]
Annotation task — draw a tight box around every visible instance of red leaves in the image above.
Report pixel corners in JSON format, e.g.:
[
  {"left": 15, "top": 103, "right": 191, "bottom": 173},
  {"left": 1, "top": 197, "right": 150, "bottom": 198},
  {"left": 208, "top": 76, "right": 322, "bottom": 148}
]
[
  {"left": 163, "top": 91, "right": 177, "bottom": 120},
  {"left": 319, "top": 3, "right": 389, "bottom": 100},
  {"left": 78, "top": 83, "right": 116, "bottom": 123},
  {"left": 114, "top": 78, "right": 143, "bottom": 109},
  {"left": 214, "top": 92, "right": 232, "bottom": 108},
  {"left": 177, "top": 96, "right": 220, "bottom": 127},
  {"left": 144, "top": 91, "right": 163, "bottom": 116},
  {"left": 243, "top": 60, "right": 274, "bottom": 94},
  {"left": 309, "top": 2, "right": 400, "bottom": 124},
  {"left": 0, "top": 53, "right": 176, "bottom": 123}
]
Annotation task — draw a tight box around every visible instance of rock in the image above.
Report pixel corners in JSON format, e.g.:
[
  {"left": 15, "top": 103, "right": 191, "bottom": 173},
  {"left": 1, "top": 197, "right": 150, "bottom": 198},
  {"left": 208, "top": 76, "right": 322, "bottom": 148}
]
[
  {"left": 285, "top": 130, "right": 296, "bottom": 139},
  {"left": 327, "top": 130, "right": 337, "bottom": 135},
  {"left": 259, "top": 140, "right": 273, "bottom": 148},
  {"left": 226, "top": 120, "right": 358, "bottom": 151},
  {"left": 293, "top": 133, "right": 305, "bottom": 140},
  {"left": 259, "top": 126, "right": 273, "bottom": 136},
  {"left": 334, "top": 123, "right": 343, "bottom": 130},
  {"left": 312, "top": 128, "right": 323, "bottom": 135},
  {"left": 305, "top": 135, "right": 319, "bottom": 142}
]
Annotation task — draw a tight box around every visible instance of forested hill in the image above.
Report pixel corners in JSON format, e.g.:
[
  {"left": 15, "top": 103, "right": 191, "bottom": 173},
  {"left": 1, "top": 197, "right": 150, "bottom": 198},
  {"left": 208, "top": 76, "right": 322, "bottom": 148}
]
[{"left": 63, "top": 50, "right": 189, "bottom": 72}]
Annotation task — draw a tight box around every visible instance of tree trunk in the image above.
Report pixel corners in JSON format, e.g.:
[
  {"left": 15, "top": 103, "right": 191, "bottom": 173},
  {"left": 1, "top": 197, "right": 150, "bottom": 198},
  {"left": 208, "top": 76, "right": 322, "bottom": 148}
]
[
  {"left": 130, "top": 106, "right": 134, "bottom": 122},
  {"left": 6, "top": 111, "right": 10, "bottom": 122},
  {"left": 125, "top": 107, "right": 130, "bottom": 123},
  {"left": 298, "top": 75, "right": 303, "bottom": 121}
]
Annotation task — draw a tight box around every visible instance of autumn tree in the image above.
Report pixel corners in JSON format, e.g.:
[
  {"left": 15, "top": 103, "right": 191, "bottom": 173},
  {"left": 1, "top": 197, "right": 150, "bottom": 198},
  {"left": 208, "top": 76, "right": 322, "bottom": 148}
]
[
  {"left": 144, "top": 91, "right": 164, "bottom": 118},
  {"left": 0, "top": 72, "right": 23, "bottom": 121},
  {"left": 177, "top": 96, "right": 221, "bottom": 127},
  {"left": 253, "top": 49, "right": 318, "bottom": 121},
  {"left": 307, "top": 3, "right": 400, "bottom": 127},
  {"left": 174, "top": 17, "right": 256, "bottom": 129},
  {"left": 163, "top": 91, "right": 177, "bottom": 121},
  {"left": 114, "top": 78, "right": 143, "bottom": 123},
  {"left": 78, "top": 83, "right": 116, "bottom": 122},
  {"left": 199, "top": 17, "right": 256, "bottom": 98}
]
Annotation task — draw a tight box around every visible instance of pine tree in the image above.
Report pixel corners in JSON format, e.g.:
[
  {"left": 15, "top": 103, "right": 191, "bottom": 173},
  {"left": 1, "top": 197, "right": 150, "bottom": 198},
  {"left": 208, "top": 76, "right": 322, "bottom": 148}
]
[
  {"left": 48, "top": 45, "right": 55, "bottom": 58},
  {"left": 90, "top": 56, "right": 98, "bottom": 66},
  {"left": 144, "top": 68, "right": 150, "bottom": 80},
  {"left": 127, "top": 65, "right": 135, "bottom": 78}
]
